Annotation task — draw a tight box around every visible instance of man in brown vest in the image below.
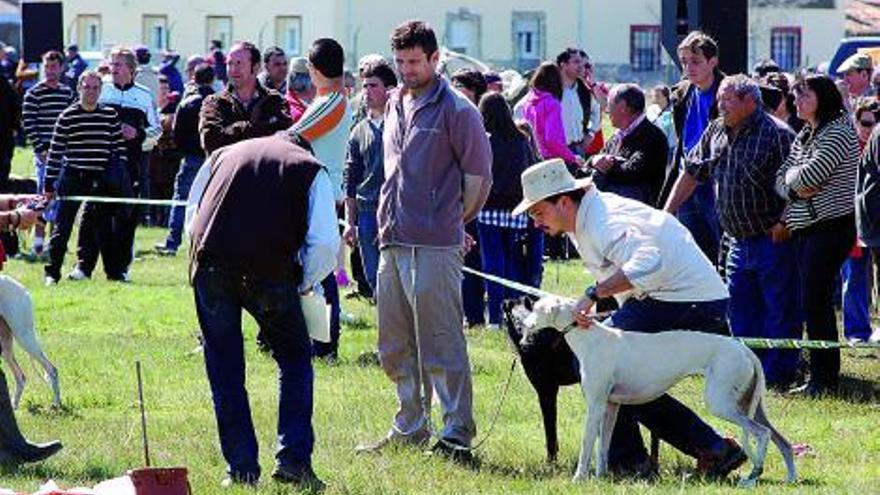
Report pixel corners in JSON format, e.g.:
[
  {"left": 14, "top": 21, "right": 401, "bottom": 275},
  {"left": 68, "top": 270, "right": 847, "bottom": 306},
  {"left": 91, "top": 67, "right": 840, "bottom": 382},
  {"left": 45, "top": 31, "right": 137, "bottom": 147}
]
[{"left": 188, "top": 133, "right": 339, "bottom": 490}]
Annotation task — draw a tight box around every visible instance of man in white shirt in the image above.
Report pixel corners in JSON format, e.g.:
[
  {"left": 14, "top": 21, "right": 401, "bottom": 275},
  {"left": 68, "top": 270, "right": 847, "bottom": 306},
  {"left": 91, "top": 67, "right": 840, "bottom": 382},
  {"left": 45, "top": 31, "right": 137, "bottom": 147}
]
[
  {"left": 514, "top": 158, "right": 746, "bottom": 480},
  {"left": 557, "top": 48, "right": 586, "bottom": 153}
]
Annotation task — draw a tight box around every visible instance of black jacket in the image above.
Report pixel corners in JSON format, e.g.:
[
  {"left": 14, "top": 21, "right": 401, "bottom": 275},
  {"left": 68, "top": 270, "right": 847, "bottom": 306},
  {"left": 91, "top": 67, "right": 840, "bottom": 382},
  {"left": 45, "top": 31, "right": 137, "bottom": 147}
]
[
  {"left": 173, "top": 85, "right": 214, "bottom": 157},
  {"left": 592, "top": 118, "right": 669, "bottom": 207}
]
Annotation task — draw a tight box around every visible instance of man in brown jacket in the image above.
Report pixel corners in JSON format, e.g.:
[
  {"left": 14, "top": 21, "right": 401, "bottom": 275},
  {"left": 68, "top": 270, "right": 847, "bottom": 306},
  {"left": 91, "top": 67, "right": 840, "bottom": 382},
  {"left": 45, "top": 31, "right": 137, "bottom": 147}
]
[{"left": 199, "top": 42, "right": 292, "bottom": 156}]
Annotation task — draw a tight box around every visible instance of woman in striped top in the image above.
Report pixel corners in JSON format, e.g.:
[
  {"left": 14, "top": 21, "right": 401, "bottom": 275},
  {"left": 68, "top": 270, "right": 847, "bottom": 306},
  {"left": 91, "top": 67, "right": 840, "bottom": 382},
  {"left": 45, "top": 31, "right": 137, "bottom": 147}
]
[{"left": 775, "top": 74, "right": 860, "bottom": 396}]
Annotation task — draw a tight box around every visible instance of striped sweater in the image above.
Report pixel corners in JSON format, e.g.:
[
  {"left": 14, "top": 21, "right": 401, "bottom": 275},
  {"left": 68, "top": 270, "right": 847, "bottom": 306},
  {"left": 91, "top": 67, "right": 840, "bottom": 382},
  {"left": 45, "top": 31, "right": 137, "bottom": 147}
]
[
  {"left": 22, "top": 81, "right": 75, "bottom": 154},
  {"left": 44, "top": 104, "right": 127, "bottom": 193},
  {"left": 290, "top": 90, "right": 351, "bottom": 200},
  {"left": 776, "top": 114, "right": 860, "bottom": 231}
]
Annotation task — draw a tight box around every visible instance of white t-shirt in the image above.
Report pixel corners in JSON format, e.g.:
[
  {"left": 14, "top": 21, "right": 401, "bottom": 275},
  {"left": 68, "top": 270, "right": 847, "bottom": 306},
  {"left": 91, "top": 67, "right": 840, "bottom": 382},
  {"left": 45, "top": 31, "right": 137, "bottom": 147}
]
[{"left": 561, "top": 84, "right": 584, "bottom": 144}]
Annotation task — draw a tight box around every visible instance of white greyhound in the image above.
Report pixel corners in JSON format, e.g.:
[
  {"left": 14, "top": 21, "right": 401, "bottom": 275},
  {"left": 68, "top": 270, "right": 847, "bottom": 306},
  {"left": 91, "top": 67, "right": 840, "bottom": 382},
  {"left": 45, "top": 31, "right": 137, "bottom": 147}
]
[
  {"left": 0, "top": 275, "right": 61, "bottom": 409},
  {"left": 523, "top": 296, "right": 796, "bottom": 488}
]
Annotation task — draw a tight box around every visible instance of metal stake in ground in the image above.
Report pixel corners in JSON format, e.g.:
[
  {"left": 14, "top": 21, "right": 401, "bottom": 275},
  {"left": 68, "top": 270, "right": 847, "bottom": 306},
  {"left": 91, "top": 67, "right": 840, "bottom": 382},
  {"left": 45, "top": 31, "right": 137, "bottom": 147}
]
[{"left": 136, "top": 361, "right": 151, "bottom": 467}]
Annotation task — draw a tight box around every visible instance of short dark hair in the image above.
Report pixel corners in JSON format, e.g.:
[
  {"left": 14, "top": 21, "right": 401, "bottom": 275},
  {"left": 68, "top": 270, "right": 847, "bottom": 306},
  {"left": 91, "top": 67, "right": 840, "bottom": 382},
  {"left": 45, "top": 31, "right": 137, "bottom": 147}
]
[
  {"left": 232, "top": 41, "right": 261, "bottom": 67},
  {"left": 158, "top": 74, "right": 169, "bottom": 85},
  {"left": 194, "top": 63, "right": 215, "bottom": 86},
  {"left": 653, "top": 84, "right": 671, "bottom": 102},
  {"left": 42, "top": 50, "right": 63, "bottom": 65},
  {"left": 612, "top": 83, "right": 646, "bottom": 114},
  {"left": 209, "top": 39, "right": 223, "bottom": 50},
  {"left": 677, "top": 31, "right": 719, "bottom": 60},
  {"left": 753, "top": 59, "right": 780, "bottom": 78},
  {"left": 390, "top": 20, "right": 438, "bottom": 57},
  {"left": 263, "top": 46, "right": 286, "bottom": 65},
  {"left": 308, "top": 38, "right": 344, "bottom": 79},
  {"left": 361, "top": 62, "right": 397, "bottom": 88},
  {"left": 479, "top": 92, "right": 524, "bottom": 142},
  {"left": 530, "top": 62, "right": 563, "bottom": 101},
  {"left": 793, "top": 74, "right": 845, "bottom": 129},
  {"left": 451, "top": 68, "right": 487, "bottom": 102},
  {"left": 556, "top": 48, "right": 581, "bottom": 66},
  {"left": 546, "top": 187, "right": 586, "bottom": 205}
]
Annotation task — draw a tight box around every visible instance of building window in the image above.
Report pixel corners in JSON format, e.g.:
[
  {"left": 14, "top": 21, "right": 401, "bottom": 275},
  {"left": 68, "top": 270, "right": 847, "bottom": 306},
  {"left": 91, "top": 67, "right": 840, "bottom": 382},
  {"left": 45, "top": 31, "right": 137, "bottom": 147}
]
[
  {"left": 206, "top": 16, "right": 233, "bottom": 52},
  {"left": 275, "top": 16, "right": 302, "bottom": 56},
  {"left": 512, "top": 11, "right": 545, "bottom": 71},
  {"left": 142, "top": 15, "right": 168, "bottom": 53},
  {"left": 76, "top": 15, "right": 102, "bottom": 52},
  {"left": 771, "top": 27, "right": 801, "bottom": 71},
  {"left": 445, "top": 8, "right": 481, "bottom": 57},
  {"left": 630, "top": 25, "right": 661, "bottom": 71}
]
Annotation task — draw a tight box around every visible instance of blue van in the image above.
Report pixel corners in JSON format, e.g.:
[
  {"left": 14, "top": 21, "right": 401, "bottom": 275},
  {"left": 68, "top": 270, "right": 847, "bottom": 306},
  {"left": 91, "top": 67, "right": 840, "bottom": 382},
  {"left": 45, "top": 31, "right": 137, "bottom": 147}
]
[{"left": 829, "top": 37, "right": 880, "bottom": 76}]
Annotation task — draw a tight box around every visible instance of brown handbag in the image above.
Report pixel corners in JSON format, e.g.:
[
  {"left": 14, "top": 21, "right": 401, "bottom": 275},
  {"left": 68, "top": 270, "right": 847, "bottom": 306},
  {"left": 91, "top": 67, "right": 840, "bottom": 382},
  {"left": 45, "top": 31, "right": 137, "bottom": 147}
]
[{"left": 127, "top": 467, "right": 191, "bottom": 495}]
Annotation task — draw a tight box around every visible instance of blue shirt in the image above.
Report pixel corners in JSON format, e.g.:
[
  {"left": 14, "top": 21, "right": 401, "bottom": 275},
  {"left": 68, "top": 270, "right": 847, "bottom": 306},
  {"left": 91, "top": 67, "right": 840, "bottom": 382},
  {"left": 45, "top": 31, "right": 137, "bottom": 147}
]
[{"left": 682, "top": 86, "right": 716, "bottom": 153}]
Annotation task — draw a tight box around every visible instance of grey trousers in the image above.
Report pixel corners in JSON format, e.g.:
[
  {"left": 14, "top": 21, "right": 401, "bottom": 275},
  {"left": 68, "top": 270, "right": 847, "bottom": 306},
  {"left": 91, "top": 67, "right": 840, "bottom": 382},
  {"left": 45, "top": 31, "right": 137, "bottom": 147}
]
[{"left": 376, "top": 245, "right": 477, "bottom": 445}]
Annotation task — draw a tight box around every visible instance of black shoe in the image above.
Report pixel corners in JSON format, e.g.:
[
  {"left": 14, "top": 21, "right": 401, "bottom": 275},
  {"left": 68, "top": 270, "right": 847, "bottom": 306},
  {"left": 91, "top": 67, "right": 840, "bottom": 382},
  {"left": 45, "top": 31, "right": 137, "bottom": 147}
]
[
  {"left": 0, "top": 368, "right": 63, "bottom": 465},
  {"left": 697, "top": 438, "right": 747, "bottom": 480},
  {"left": 272, "top": 463, "right": 325, "bottom": 492},
  {"left": 426, "top": 438, "right": 476, "bottom": 466}
]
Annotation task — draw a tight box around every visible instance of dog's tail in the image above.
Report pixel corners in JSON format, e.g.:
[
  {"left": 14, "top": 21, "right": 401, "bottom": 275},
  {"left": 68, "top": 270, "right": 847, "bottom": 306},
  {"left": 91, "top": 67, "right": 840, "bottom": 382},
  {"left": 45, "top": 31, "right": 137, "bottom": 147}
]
[{"left": 738, "top": 348, "right": 766, "bottom": 418}]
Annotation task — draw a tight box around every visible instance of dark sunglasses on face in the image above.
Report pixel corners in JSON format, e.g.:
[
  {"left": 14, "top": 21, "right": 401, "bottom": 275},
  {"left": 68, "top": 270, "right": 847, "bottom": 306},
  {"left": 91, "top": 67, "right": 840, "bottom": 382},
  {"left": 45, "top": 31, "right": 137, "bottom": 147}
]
[{"left": 860, "top": 119, "right": 876, "bottom": 127}]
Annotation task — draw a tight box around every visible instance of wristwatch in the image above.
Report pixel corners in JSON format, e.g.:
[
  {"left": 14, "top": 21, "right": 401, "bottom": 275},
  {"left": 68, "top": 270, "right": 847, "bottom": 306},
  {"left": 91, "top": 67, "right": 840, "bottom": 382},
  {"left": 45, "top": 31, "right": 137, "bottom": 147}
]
[{"left": 584, "top": 285, "right": 600, "bottom": 303}]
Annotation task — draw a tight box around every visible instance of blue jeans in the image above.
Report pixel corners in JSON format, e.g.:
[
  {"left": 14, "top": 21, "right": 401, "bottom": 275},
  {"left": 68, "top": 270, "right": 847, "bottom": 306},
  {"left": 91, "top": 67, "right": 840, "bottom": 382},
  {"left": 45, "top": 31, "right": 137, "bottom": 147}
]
[
  {"left": 164, "top": 155, "right": 203, "bottom": 250},
  {"left": 676, "top": 181, "right": 722, "bottom": 266},
  {"left": 193, "top": 264, "right": 314, "bottom": 480},
  {"left": 357, "top": 209, "right": 379, "bottom": 293},
  {"left": 604, "top": 297, "right": 728, "bottom": 468},
  {"left": 477, "top": 223, "right": 525, "bottom": 325},
  {"left": 842, "top": 251, "right": 872, "bottom": 341},
  {"left": 726, "top": 235, "right": 802, "bottom": 386},
  {"left": 519, "top": 226, "right": 544, "bottom": 289}
]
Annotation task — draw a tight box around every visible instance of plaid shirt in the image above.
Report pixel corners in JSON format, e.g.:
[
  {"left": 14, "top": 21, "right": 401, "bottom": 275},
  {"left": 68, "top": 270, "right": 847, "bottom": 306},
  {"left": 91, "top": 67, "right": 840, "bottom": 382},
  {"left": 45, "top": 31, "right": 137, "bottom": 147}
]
[
  {"left": 686, "top": 110, "right": 794, "bottom": 239},
  {"left": 477, "top": 209, "right": 528, "bottom": 229}
]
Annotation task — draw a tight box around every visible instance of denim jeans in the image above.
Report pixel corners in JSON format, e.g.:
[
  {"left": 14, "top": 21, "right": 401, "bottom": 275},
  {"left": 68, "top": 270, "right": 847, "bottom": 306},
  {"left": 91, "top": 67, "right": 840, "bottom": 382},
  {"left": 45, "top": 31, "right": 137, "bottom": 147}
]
[
  {"left": 357, "top": 209, "right": 379, "bottom": 293},
  {"left": 193, "top": 263, "right": 314, "bottom": 481},
  {"left": 676, "top": 181, "right": 722, "bottom": 266},
  {"left": 841, "top": 251, "right": 872, "bottom": 341},
  {"left": 726, "top": 235, "right": 802, "bottom": 386},
  {"left": 519, "top": 226, "right": 544, "bottom": 289},
  {"left": 477, "top": 223, "right": 525, "bottom": 325},
  {"left": 604, "top": 296, "right": 728, "bottom": 468},
  {"left": 794, "top": 215, "right": 856, "bottom": 388},
  {"left": 163, "top": 155, "right": 203, "bottom": 251}
]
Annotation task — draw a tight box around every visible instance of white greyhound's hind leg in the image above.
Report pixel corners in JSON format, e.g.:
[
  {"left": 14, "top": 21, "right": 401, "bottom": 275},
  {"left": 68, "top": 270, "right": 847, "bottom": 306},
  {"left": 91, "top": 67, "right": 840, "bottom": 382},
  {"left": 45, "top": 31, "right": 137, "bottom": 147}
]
[
  {"left": 37, "top": 353, "right": 60, "bottom": 408},
  {"left": 0, "top": 319, "right": 26, "bottom": 409},
  {"left": 755, "top": 400, "right": 797, "bottom": 483},
  {"left": 597, "top": 402, "right": 619, "bottom": 477}
]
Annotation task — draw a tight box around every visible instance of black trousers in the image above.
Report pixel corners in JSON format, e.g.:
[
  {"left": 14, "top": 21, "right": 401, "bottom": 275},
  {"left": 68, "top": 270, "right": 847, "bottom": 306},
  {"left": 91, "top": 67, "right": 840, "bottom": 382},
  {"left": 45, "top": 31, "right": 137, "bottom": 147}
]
[
  {"left": 794, "top": 214, "right": 856, "bottom": 388},
  {"left": 45, "top": 171, "right": 123, "bottom": 280}
]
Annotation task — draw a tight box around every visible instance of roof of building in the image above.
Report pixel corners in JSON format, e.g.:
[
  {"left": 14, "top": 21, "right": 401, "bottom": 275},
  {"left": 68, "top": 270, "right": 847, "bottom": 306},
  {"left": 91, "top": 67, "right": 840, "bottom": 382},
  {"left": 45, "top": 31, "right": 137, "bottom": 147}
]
[{"left": 847, "top": 0, "right": 880, "bottom": 36}]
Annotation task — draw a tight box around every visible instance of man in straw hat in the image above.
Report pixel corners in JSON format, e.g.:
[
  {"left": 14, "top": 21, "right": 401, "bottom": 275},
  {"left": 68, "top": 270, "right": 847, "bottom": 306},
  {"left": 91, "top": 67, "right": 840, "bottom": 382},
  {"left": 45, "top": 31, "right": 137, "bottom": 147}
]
[{"left": 515, "top": 158, "right": 747, "bottom": 480}]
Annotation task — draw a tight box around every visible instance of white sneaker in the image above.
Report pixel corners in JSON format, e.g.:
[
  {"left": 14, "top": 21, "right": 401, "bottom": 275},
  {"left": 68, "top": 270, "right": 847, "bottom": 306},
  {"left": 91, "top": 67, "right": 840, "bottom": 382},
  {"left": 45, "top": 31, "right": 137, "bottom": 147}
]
[
  {"left": 67, "top": 267, "right": 89, "bottom": 281},
  {"left": 486, "top": 323, "right": 501, "bottom": 331},
  {"left": 44, "top": 276, "right": 57, "bottom": 287},
  {"left": 869, "top": 327, "right": 880, "bottom": 344}
]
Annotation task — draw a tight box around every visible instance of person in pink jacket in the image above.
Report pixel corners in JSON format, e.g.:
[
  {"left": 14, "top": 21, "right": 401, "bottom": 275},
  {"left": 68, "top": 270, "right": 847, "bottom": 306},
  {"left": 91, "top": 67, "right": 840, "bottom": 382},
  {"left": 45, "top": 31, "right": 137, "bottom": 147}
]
[{"left": 520, "top": 62, "right": 585, "bottom": 169}]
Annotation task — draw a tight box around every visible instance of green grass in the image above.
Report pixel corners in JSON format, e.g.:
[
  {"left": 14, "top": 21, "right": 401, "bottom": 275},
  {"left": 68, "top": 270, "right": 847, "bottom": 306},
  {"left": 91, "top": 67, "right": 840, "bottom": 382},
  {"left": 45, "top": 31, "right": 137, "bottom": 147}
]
[{"left": 1, "top": 148, "right": 879, "bottom": 493}]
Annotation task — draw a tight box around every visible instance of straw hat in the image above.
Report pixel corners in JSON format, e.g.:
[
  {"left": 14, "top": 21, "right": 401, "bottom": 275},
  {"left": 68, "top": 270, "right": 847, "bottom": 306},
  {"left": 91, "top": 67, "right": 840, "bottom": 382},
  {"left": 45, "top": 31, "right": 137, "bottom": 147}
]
[{"left": 512, "top": 159, "right": 592, "bottom": 216}]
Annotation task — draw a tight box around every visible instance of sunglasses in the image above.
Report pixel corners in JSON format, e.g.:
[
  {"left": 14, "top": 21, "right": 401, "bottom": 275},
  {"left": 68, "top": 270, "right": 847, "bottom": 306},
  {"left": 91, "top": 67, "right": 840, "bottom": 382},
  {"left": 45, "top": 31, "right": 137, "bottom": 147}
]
[{"left": 859, "top": 119, "right": 876, "bottom": 127}]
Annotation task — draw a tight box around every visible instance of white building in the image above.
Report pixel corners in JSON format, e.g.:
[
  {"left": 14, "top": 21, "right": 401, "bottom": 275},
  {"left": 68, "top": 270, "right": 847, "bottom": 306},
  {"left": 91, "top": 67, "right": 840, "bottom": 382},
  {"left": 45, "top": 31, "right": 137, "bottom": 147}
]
[{"left": 52, "top": 0, "right": 848, "bottom": 82}]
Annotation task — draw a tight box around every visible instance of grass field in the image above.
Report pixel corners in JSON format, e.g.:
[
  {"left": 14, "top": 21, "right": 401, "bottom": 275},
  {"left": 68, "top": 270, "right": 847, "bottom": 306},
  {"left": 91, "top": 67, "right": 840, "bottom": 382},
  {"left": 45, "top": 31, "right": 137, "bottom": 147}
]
[{"left": 1, "top": 149, "right": 879, "bottom": 494}]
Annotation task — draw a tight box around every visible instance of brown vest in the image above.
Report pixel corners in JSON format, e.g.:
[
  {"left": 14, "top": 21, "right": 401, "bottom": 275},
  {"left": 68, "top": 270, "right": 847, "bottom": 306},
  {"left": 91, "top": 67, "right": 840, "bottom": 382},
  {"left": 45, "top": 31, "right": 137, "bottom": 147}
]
[{"left": 189, "top": 135, "right": 322, "bottom": 282}]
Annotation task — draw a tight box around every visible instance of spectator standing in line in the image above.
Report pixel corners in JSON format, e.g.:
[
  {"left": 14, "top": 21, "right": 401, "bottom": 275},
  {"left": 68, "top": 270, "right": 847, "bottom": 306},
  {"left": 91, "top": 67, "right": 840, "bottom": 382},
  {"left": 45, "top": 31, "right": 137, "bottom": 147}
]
[
  {"left": 258, "top": 46, "right": 288, "bottom": 94},
  {"left": 589, "top": 83, "right": 669, "bottom": 207},
  {"left": 71, "top": 47, "right": 160, "bottom": 283},
  {"left": 43, "top": 70, "right": 129, "bottom": 285},
  {"left": 662, "top": 31, "right": 726, "bottom": 266},
  {"left": 159, "top": 51, "right": 185, "bottom": 95},
  {"left": 22, "top": 50, "right": 75, "bottom": 256},
  {"left": 647, "top": 85, "right": 677, "bottom": 153},
  {"left": 182, "top": 55, "right": 206, "bottom": 99},
  {"left": 208, "top": 39, "right": 227, "bottom": 85},
  {"left": 520, "top": 63, "right": 585, "bottom": 172},
  {"left": 148, "top": 75, "right": 181, "bottom": 227},
  {"left": 0, "top": 43, "right": 15, "bottom": 84},
  {"left": 285, "top": 57, "right": 314, "bottom": 124},
  {"left": 580, "top": 52, "right": 608, "bottom": 156},
  {"left": 199, "top": 42, "right": 292, "bottom": 157},
  {"left": 842, "top": 98, "right": 879, "bottom": 343},
  {"left": 289, "top": 38, "right": 352, "bottom": 361},
  {"left": 62, "top": 44, "right": 88, "bottom": 90},
  {"left": 665, "top": 74, "right": 801, "bottom": 390},
  {"left": 450, "top": 67, "right": 488, "bottom": 328},
  {"left": 0, "top": 72, "right": 17, "bottom": 188},
  {"left": 556, "top": 48, "right": 591, "bottom": 157},
  {"left": 357, "top": 20, "right": 492, "bottom": 463},
  {"left": 856, "top": 101, "right": 880, "bottom": 345},
  {"left": 839, "top": 53, "right": 874, "bottom": 112},
  {"left": 763, "top": 73, "right": 803, "bottom": 132},
  {"left": 156, "top": 64, "right": 215, "bottom": 256},
  {"left": 477, "top": 92, "right": 536, "bottom": 328},
  {"left": 776, "top": 75, "right": 860, "bottom": 397},
  {"left": 342, "top": 61, "right": 397, "bottom": 295}
]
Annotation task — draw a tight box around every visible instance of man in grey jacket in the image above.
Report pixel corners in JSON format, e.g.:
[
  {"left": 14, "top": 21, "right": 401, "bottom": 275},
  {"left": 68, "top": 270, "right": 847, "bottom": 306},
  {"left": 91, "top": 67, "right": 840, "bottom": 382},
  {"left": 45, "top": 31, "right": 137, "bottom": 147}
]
[{"left": 356, "top": 20, "right": 492, "bottom": 463}]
